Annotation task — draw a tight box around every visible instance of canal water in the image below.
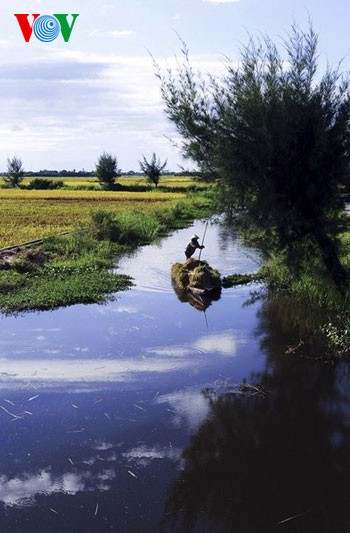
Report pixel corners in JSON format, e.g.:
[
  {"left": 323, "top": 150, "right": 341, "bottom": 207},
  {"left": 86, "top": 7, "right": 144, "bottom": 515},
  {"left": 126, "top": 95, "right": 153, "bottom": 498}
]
[{"left": 0, "top": 219, "right": 349, "bottom": 532}]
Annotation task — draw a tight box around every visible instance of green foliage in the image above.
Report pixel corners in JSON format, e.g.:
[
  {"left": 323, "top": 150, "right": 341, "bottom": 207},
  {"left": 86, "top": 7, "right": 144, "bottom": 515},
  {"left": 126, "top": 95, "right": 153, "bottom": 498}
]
[
  {"left": 27, "top": 178, "right": 64, "bottom": 190},
  {"left": 0, "top": 269, "right": 131, "bottom": 314},
  {"left": 322, "top": 321, "right": 350, "bottom": 357},
  {"left": 88, "top": 210, "right": 120, "bottom": 241},
  {"left": 95, "top": 152, "right": 120, "bottom": 190},
  {"left": 222, "top": 272, "right": 264, "bottom": 287},
  {"left": 0, "top": 271, "right": 26, "bottom": 293},
  {"left": 139, "top": 152, "right": 167, "bottom": 188},
  {"left": 260, "top": 236, "right": 350, "bottom": 358},
  {"left": 159, "top": 24, "right": 350, "bottom": 290},
  {"left": 88, "top": 209, "right": 164, "bottom": 245},
  {"left": 4, "top": 156, "right": 24, "bottom": 187},
  {"left": 0, "top": 232, "right": 131, "bottom": 314}
]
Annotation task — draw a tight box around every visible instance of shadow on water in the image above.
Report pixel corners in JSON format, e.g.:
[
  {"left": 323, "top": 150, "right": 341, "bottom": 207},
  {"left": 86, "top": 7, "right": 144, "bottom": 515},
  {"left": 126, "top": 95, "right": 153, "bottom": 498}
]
[{"left": 161, "top": 296, "right": 350, "bottom": 533}]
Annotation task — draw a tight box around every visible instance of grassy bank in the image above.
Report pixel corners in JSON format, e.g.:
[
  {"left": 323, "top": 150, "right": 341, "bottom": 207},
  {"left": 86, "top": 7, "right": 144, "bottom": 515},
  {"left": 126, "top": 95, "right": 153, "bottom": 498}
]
[
  {"left": 257, "top": 228, "right": 350, "bottom": 359},
  {"left": 0, "top": 191, "right": 213, "bottom": 314}
]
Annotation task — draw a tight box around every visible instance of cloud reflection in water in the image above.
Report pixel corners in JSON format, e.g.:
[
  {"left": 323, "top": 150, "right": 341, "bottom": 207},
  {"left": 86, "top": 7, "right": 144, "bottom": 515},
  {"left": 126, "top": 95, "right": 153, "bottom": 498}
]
[
  {"left": 0, "top": 331, "right": 242, "bottom": 392},
  {"left": 147, "top": 330, "right": 240, "bottom": 358},
  {"left": 0, "top": 357, "right": 193, "bottom": 388},
  {"left": 122, "top": 445, "right": 182, "bottom": 467},
  {"left": 157, "top": 389, "right": 210, "bottom": 431},
  {"left": 0, "top": 469, "right": 115, "bottom": 507}
]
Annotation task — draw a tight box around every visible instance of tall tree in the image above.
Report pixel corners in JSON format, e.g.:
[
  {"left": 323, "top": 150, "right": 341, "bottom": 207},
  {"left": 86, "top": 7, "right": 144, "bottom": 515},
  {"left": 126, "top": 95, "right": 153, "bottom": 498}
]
[
  {"left": 4, "top": 156, "right": 24, "bottom": 187},
  {"left": 158, "top": 25, "right": 350, "bottom": 289},
  {"left": 139, "top": 152, "right": 167, "bottom": 188},
  {"left": 95, "top": 152, "right": 120, "bottom": 190}
]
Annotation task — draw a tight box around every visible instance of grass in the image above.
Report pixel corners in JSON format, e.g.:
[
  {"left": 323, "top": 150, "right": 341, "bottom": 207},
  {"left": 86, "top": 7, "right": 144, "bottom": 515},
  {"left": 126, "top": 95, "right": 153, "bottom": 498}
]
[
  {"left": 0, "top": 233, "right": 132, "bottom": 313},
  {"left": 0, "top": 268, "right": 132, "bottom": 314}
]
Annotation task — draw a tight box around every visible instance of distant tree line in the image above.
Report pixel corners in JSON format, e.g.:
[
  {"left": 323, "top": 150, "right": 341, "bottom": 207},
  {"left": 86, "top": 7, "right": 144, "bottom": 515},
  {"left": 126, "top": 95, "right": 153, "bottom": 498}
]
[{"left": 2, "top": 152, "right": 208, "bottom": 191}]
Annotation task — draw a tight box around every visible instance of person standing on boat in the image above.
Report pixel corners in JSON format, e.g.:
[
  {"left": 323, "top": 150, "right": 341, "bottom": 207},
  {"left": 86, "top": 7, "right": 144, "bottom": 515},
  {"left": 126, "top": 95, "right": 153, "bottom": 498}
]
[{"left": 185, "top": 234, "right": 204, "bottom": 259}]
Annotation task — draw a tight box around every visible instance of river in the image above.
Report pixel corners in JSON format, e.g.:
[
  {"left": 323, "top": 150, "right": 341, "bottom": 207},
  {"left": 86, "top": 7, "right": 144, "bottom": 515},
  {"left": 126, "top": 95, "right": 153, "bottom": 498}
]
[{"left": 0, "top": 219, "right": 349, "bottom": 532}]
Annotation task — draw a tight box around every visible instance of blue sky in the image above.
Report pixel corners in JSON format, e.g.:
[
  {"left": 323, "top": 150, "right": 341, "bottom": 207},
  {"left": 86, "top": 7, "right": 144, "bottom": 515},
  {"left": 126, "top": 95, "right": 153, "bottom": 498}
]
[{"left": 1, "top": 0, "right": 350, "bottom": 172}]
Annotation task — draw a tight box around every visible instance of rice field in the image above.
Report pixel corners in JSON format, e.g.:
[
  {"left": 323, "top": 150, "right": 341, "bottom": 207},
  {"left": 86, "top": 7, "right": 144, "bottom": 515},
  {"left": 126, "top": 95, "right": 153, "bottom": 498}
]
[
  {"left": 13, "top": 175, "right": 203, "bottom": 190},
  {"left": 0, "top": 188, "right": 187, "bottom": 248}
]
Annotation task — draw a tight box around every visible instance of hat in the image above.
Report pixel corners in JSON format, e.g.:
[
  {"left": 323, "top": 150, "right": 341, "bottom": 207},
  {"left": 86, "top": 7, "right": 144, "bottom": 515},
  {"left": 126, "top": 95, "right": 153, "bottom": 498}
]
[{"left": 191, "top": 234, "right": 199, "bottom": 240}]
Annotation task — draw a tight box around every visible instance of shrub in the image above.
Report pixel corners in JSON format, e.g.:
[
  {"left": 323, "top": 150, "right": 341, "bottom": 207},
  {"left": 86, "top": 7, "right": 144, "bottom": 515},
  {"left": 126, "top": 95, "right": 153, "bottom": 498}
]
[{"left": 27, "top": 178, "right": 64, "bottom": 190}]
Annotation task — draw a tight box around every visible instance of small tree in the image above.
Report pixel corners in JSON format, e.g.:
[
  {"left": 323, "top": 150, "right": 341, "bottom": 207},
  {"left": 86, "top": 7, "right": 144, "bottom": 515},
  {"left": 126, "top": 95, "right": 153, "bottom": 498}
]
[
  {"left": 95, "top": 152, "right": 120, "bottom": 190},
  {"left": 139, "top": 153, "right": 167, "bottom": 188},
  {"left": 4, "top": 156, "right": 24, "bottom": 187}
]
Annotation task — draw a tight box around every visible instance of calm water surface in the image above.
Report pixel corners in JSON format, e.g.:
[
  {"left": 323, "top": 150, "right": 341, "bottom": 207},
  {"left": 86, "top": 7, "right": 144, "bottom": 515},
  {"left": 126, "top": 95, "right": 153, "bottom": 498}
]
[{"left": 0, "top": 220, "right": 350, "bottom": 532}]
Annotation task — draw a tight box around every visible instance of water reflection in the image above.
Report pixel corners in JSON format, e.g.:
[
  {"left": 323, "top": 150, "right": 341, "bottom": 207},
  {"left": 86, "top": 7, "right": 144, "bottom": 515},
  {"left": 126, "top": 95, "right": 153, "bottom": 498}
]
[
  {"left": 122, "top": 445, "right": 182, "bottom": 467},
  {"left": 147, "top": 331, "right": 240, "bottom": 359},
  {"left": 0, "top": 330, "right": 241, "bottom": 393},
  {"left": 162, "top": 297, "right": 350, "bottom": 532},
  {"left": 0, "top": 357, "right": 195, "bottom": 388},
  {"left": 171, "top": 278, "right": 221, "bottom": 311},
  {"left": 2, "top": 219, "right": 349, "bottom": 532},
  {"left": 0, "top": 471, "right": 82, "bottom": 507},
  {"left": 0, "top": 468, "right": 115, "bottom": 507},
  {"left": 157, "top": 389, "right": 211, "bottom": 432}
]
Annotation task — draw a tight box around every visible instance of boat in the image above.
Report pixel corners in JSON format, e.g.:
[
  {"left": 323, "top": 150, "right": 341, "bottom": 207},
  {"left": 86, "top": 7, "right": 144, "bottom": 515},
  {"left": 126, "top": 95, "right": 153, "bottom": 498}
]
[{"left": 171, "top": 258, "right": 222, "bottom": 310}]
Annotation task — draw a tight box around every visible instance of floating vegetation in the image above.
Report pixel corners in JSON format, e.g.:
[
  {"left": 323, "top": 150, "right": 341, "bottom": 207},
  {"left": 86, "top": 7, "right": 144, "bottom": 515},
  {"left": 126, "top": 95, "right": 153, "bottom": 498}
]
[{"left": 222, "top": 271, "right": 264, "bottom": 287}]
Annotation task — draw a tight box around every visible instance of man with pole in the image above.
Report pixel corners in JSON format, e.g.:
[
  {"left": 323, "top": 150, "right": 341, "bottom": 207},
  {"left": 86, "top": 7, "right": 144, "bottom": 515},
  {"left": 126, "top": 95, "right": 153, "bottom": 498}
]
[{"left": 184, "top": 222, "right": 208, "bottom": 260}]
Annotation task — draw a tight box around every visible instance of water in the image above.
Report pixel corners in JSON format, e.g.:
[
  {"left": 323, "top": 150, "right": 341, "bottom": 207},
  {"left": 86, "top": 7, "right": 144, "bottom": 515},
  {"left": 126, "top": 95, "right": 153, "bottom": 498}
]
[{"left": 0, "top": 220, "right": 349, "bottom": 532}]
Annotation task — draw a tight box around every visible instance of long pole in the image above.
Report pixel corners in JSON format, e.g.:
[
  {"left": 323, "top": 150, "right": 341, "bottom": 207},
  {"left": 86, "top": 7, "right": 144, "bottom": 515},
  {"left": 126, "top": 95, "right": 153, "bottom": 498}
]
[{"left": 198, "top": 220, "right": 209, "bottom": 261}]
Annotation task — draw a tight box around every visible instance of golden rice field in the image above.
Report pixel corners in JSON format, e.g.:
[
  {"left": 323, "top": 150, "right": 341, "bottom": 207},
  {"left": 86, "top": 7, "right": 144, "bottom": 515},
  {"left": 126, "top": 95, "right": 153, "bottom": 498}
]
[{"left": 0, "top": 188, "right": 187, "bottom": 248}]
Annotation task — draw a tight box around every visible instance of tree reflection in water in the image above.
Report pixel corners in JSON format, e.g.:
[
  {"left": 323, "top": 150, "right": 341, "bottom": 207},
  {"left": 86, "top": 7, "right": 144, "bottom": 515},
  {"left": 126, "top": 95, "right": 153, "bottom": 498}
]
[{"left": 162, "top": 296, "right": 350, "bottom": 532}]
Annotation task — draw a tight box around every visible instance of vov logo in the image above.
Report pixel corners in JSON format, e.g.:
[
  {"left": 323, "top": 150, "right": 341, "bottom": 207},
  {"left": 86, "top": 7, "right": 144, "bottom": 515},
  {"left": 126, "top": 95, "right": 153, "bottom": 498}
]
[{"left": 14, "top": 14, "right": 79, "bottom": 43}]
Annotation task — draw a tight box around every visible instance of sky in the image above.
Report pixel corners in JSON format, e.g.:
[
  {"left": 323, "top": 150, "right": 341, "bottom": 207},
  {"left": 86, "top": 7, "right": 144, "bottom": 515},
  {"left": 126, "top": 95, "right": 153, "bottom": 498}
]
[{"left": 1, "top": 0, "right": 350, "bottom": 172}]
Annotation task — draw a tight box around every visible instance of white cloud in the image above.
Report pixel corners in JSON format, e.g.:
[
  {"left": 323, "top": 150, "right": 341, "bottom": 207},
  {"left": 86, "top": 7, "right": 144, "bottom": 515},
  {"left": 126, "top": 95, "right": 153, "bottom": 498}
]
[
  {"left": 0, "top": 47, "right": 225, "bottom": 170},
  {"left": 90, "top": 29, "right": 134, "bottom": 38},
  {"left": 204, "top": 0, "right": 240, "bottom": 3}
]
